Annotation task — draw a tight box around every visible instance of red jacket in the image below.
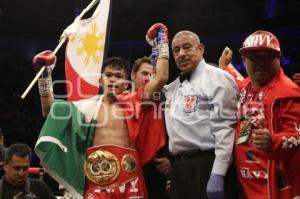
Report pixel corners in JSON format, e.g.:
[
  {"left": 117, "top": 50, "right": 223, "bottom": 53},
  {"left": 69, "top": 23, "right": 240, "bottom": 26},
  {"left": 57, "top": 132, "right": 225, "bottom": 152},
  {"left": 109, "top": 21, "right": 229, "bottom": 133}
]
[
  {"left": 229, "top": 68, "right": 300, "bottom": 199},
  {"left": 118, "top": 85, "right": 166, "bottom": 165}
]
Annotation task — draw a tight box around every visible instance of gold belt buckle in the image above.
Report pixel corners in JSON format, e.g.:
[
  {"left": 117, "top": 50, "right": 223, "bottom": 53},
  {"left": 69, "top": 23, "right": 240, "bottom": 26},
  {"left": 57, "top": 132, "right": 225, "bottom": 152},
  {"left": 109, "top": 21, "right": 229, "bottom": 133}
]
[{"left": 84, "top": 150, "right": 120, "bottom": 186}]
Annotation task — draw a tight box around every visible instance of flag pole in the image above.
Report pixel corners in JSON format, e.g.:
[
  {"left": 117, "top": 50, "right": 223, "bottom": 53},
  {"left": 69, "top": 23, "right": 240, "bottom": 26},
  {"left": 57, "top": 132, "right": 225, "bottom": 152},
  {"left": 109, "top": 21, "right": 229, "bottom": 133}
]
[
  {"left": 21, "top": 0, "right": 100, "bottom": 99},
  {"left": 21, "top": 40, "right": 65, "bottom": 99}
]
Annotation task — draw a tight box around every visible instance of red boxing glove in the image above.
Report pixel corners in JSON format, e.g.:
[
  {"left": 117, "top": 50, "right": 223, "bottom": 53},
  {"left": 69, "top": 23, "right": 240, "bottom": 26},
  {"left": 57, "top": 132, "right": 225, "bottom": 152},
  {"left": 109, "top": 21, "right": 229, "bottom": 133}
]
[
  {"left": 146, "top": 23, "right": 169, "bottom": 60},
  {"left": 33, "top": 50, "right": 56, "bottom": 78},
  {"left": 146, "top": 23, "right": 168, "bottom": 47}
]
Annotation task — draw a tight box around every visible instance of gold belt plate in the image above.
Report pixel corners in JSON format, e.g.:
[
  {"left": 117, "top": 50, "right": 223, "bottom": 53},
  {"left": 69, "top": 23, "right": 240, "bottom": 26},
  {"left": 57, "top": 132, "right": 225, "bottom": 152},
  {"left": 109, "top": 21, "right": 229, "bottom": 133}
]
[{"left": 84, "top": 150, "right": 120, "bottom": 186}]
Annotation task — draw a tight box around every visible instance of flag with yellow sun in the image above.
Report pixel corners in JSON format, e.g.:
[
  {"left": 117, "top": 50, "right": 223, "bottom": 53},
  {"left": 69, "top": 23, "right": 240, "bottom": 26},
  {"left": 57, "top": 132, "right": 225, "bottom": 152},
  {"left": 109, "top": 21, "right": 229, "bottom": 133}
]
[{"left": 65, "top": 0, "right": 111, "bottom": 101}]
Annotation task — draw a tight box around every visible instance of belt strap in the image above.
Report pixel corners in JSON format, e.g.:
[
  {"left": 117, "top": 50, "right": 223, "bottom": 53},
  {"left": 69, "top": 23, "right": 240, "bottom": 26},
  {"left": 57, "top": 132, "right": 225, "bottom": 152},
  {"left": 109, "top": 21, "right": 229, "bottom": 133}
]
[
  {"left": 174, "top": 149, "right": 214, "bottom": 161},
  {"left": 84, "top": 145, "right": 141, "bottom": 189}
]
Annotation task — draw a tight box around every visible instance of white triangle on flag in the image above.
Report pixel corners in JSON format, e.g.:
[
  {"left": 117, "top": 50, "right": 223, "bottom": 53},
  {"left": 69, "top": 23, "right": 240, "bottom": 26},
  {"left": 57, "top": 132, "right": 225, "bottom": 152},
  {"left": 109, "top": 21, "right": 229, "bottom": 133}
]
[{"left": 66, "top": 0, "right": 110, "bottom": 87}]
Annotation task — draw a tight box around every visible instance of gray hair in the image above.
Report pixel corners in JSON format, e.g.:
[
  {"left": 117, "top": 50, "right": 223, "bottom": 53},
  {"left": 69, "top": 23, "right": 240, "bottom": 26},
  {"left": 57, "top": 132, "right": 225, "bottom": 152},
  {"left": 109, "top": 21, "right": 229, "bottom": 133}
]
[{"left": 172, "top": 31, "right": 201, "bottom": 44}]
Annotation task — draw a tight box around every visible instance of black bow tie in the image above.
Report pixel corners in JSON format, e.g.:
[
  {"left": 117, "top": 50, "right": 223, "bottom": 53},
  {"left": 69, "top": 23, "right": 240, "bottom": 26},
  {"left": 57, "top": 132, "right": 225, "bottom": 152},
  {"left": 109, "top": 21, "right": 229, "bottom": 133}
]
[{"left": 179, "top": 72, "right": 191, "bottom": 83}]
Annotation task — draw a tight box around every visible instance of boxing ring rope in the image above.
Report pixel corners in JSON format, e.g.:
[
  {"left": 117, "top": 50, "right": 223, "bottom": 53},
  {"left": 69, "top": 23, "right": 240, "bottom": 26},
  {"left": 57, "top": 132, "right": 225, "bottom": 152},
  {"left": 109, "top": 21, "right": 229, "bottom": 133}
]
[{"left": 28, "top": 167, "right": 47, "bottom": 175}]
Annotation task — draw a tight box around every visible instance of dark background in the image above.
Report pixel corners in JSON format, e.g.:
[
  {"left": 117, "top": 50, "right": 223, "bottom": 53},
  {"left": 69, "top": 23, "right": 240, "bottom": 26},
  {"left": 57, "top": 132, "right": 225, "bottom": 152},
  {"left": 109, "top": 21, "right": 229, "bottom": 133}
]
[{"left": 0, "top": 0, "right": 299, "bottom": 166}]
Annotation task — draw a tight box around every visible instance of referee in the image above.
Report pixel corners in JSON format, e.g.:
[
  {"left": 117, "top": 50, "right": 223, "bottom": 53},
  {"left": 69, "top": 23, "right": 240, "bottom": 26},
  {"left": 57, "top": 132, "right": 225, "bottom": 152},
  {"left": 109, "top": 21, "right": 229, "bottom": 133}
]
[{"left": 163, "top": 31, "right": 238, "bottom": 199}]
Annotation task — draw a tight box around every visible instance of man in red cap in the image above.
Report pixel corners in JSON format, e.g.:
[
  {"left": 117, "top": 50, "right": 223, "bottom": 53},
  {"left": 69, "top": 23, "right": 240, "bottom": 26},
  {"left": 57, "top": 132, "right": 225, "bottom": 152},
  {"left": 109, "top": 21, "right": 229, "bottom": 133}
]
[{"left": 219, "top": 30, "right": 300, "bottom": 199}]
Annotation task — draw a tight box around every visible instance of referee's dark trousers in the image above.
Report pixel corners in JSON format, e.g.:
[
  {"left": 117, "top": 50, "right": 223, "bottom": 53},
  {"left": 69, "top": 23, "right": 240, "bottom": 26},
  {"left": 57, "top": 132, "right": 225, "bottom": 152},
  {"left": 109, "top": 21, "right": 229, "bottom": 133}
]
[{"left": 169, "top": 149, "right": 238, "bottom": 199}]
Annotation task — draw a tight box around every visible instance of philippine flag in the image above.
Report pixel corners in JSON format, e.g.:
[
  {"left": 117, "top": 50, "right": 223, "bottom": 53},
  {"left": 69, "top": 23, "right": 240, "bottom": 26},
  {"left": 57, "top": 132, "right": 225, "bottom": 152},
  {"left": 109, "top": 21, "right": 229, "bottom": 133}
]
[{"left": 63, "top": 0, "right": 111, "bottom": 101}]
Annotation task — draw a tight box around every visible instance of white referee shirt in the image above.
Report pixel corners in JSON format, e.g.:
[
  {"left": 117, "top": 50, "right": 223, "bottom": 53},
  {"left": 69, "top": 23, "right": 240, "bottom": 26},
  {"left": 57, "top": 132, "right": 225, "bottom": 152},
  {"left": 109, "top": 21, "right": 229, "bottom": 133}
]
[{"left": 163, "top": 59, "right": 238, "bottom": 175}]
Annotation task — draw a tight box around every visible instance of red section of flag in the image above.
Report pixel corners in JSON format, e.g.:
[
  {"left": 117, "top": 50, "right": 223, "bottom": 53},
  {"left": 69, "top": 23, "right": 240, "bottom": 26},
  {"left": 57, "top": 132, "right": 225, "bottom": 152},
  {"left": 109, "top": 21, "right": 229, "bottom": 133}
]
[{"left": 65, "top": 55, "right": 99, "bottom": 101}]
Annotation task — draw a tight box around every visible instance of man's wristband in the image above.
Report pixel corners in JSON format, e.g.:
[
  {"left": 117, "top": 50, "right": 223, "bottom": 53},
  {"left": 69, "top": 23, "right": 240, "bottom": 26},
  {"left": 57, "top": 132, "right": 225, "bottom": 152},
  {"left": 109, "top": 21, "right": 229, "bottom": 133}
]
[
  {"left": 38, "top": 77, "right": 53, "bottom": 96},
  {"left": 157, "top": 43, "right": 169, "bottom": 59}
]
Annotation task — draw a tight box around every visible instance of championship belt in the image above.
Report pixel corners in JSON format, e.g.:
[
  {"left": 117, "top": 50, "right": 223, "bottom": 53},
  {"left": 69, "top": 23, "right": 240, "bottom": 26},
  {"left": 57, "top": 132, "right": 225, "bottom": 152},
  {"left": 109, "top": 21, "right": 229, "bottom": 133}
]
[{"left": 84, "top": 145, "right": 141, "bottom": 188}]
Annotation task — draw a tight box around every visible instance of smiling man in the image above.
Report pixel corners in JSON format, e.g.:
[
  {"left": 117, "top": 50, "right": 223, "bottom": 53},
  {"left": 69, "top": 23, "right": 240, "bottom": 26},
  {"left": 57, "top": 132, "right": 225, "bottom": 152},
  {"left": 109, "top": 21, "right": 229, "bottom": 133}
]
[
  {"left": 219, "top": 30, "right": 300, "bottom": 199},
  {"left": 233, "top": 30, "right": 300, "bottom": 199}
]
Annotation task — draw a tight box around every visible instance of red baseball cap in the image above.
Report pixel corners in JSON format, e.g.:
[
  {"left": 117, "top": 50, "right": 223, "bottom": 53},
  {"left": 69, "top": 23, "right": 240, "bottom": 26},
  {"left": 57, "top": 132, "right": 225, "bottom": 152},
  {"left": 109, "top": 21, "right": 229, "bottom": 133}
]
[{"left": 239, "top": 30, "right": 281, "bottom": 55}]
